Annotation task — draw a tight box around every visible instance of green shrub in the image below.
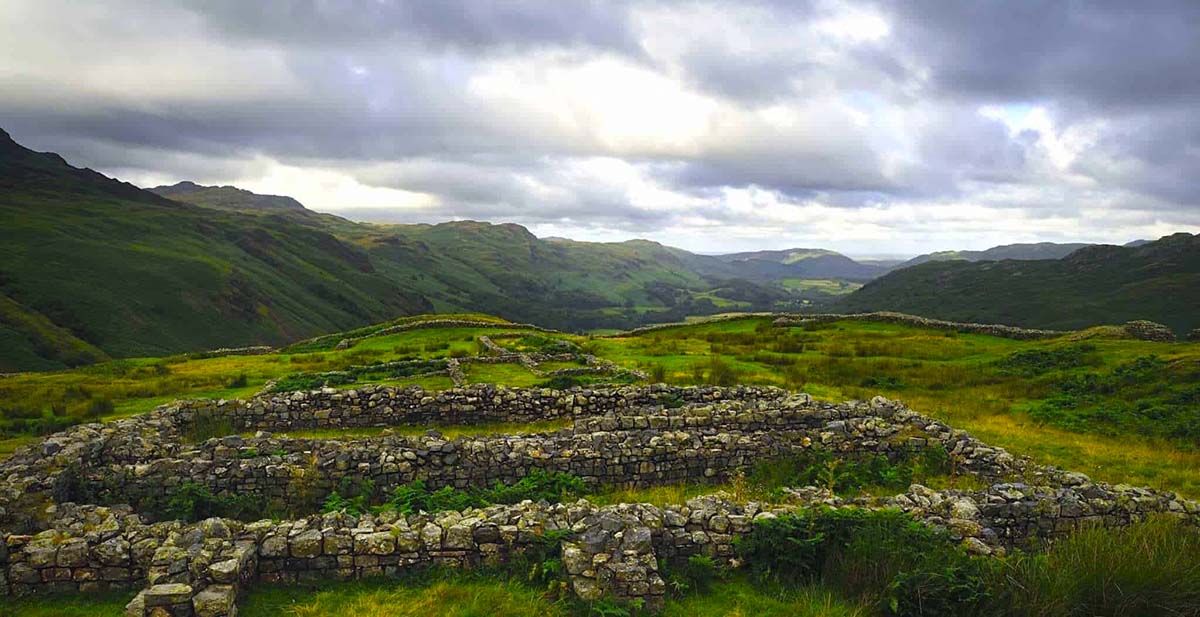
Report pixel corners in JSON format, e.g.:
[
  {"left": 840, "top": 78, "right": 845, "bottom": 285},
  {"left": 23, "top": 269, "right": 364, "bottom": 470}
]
[
  {"left": 224, "top": 373, "right": 248, "bottom": 388},
  {"left": 886, "top": 561, "right": 992, "bottom": 616},
  {"left": 480, "top": 470, "right": 587, "bottom": 504},
  {"left": 164, "top": 482, "right": 266, "bottom": 522},
  {"left": 381, "top": 480, "right": 484, "bottom": 515},
  {"left": 737, "top": 508, "right": 991, "bottom": 614},
  {"left": 747, "top": 446, "right": 953, "bottom": 497},
  {"left": 665, "top": 554, "right": 722, "bottom": 595},
  {"left": 700, "top": 355, "right": 741, "bottom": 387},
  {"left": 996, "top": 344, "right": 1098, "bottom": 376},
  {"left": 540, "top": 375, "right": 583, "bottom": 390},
  {"left": 83, "top": 397, "right": 114, "bottom": 419}
]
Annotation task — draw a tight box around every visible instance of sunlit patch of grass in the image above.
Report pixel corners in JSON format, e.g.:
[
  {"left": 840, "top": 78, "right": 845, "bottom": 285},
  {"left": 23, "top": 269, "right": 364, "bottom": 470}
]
[
  {"left": 662, "top": 577, "right": 868, "bottom": 617},
  {"left": 240, "top": 577, "right": 566, "bottom": 617},
  {"left": 463, "top": 362, "right": 544, "bottom": 387},
  {"left": 962, "top": 413, "right": 1200, "bottom": 496},
  {"left": 587, "top": 482, "right": 731, "bottom": 507}
]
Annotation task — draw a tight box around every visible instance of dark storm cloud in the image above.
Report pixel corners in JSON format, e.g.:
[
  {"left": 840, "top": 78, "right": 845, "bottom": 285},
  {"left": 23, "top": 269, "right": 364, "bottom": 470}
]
[
  {"left": 179, "top": 0, "right": 643, "bottom": 55},
  {"left": 1, "top": 0, "right": 1197, "bottom": 250},
  {"left": 888, "top": 0, "right": 1200, "bottom": 109}
]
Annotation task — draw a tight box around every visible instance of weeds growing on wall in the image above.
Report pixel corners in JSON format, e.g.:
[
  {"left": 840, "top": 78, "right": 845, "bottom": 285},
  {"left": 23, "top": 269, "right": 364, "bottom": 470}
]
[
  {"left": 745, "top": 445, "right": 959, "bottom": 499},
  {"left": 321, "top": 470, "right": 588, "bottom": 517}
]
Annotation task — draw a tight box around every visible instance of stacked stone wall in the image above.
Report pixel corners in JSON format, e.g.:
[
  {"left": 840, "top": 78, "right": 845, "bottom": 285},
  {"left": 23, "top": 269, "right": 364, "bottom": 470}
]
[{"left": 2, "top": 385, "right": 1198, "bottom": 616}]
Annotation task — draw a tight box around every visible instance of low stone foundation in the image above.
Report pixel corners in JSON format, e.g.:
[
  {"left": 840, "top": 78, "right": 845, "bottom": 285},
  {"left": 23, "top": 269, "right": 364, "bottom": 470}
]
[{"left": 1, "top": 385, "right": 1196, "bottom": 614}]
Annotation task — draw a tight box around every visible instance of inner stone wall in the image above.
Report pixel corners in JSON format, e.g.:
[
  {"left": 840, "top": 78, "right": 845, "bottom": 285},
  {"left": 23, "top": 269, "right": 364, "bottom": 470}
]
[
  {"left": 210, "top": 383, "right": 782, "bottom": 432},
  {"left": 2, "top": 384, "right": 1198, "bottom": 616}
]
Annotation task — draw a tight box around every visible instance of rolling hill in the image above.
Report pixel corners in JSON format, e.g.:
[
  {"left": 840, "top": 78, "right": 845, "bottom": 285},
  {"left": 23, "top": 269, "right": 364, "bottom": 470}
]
[
  {"left": 0, "top": 128, "right": 434, "bottom": 370},
  {"left": 839, "top": 233, "right": 1200, "bottom": 334},
  {"left": 0, "top": 129, "right": 795, "bottom": 369},
  {"left": 4, "top": 127, "right": 1192, "bottom": 370},
  {"left": 714, "top": 248, "right": 887, "bottom": 281},
  {"left": 898, "top": 242, "right": 1095, "bottom": 268}
]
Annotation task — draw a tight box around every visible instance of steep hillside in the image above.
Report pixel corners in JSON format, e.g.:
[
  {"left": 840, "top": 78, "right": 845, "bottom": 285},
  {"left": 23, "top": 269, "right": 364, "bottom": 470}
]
[
  {"left": 0, "top": 130, "right": 796, "bottom": 368},
  {"left": 0, "top": 130, "right": 431, "bottom": 367},
  {"left": 839, "top": 233, "right": 1200, "bottom": 333}
]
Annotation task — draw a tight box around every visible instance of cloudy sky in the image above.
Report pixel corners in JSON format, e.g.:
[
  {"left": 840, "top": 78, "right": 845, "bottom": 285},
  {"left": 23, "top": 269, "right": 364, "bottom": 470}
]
[{"left": 2, "top": 0, "right": 1198, "bottom": 255}]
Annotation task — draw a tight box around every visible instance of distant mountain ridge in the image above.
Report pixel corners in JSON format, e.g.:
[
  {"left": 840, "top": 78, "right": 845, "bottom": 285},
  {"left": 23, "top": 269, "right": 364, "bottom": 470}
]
[
  {"left": 898, "top": 242, "right": 1095, "bottom": 268},
  {"left": 2, "top": 128, "right": 1189, "bottom": 370},
  {"left": 151, "top": 181, "right": 307, "bottom": 212},
  {"left": 839, "top": 233, "right": 1200, "bottom": 334}
]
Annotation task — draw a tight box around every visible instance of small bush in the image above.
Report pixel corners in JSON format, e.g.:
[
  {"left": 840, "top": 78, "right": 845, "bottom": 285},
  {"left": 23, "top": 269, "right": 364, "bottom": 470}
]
[
  {"left": 540, "top": 376, "right": 583, "bottom": 390},
  {"left": 666, "top": 554, "right": 722, "bottom": 595},
  {"left": 164, "top": 482, "right": 265, "bottom": 522},
  {"left": 224, "top": 373, "right": 248, "bottom": 388},
  {"left": 737, "top": 508, "right": 992, "bottom": 613},
  {"left": 482, "top": 470, "right": 587, "bottom": 504},
  {"left": 83, "top": 397, "right": 114, "bottom": 419},
  {"left": 996, "top": 344, "right": 1099, "bottom": 376}
]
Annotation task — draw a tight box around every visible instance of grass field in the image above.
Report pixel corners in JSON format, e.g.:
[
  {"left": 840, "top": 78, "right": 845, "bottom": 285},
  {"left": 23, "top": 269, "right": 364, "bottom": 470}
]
[
  {"left": 2, "top": 314, "right": 1198, "bottom": 496},
  {"left": 4, "top": 313, "right": 1200, "bottom": 616}
]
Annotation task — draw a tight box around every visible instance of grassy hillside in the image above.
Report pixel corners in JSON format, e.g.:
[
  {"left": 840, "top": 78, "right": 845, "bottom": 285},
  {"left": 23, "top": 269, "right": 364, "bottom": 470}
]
[
  {"left": 0, "top": 171, "right": 432, "bottom": 368},
  {"left": 839, "top": 233, "right": 1200, "bottom": 334},
  {"left": 150, "top": 181, "right": 306, "bottom": 211},
  {"left": 899, "top": 241, "right": 1093, "bottom": 268},
  {"left": 0, "top": 129, "right": 845, "bottom": 370}
]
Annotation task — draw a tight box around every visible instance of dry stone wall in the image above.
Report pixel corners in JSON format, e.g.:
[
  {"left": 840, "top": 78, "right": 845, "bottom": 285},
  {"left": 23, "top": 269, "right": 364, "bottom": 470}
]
[{"left": 1, "top": 385, "right": 1197, "bottom": 616}]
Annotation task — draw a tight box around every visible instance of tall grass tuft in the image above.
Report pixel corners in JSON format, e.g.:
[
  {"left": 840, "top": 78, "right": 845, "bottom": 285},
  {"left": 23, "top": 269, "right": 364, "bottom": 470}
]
[{"left": 995, "top": 514, "right": 1200, "bottom": 616}]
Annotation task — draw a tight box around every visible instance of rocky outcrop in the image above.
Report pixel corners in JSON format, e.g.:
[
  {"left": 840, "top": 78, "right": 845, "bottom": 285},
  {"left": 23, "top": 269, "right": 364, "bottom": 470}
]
[{"left": 1122, "top": 320, "right": 1177, "bottom": 342}]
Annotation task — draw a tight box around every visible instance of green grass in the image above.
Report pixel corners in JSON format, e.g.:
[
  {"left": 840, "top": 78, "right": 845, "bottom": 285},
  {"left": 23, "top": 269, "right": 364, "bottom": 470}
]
[
  {"left": 463, "top": 362, "right": 546, "bottom": 387},
  {"left": 663, "top": 578, "right": 866, "bottom": 617},
  {"left": 993, "top": 514, "right": 1200, "bottom": 616},
  {"left": 779, "top": 278, "right": 863, "bottom": 296},
  {"left": 240, "top": 577, "right": 567, "bottom": 617},
  {"left": 238, "top": 572, "right": 865, "bottom": 617},
  {"left": 595, "top": 317, "right": 1200, "bottom": 496},
  {"left": 0, "top": 591, "right": 133, "bottom": 617},
  {"left": 4, "top": 313, "right": 1200, "bottom": 500}
]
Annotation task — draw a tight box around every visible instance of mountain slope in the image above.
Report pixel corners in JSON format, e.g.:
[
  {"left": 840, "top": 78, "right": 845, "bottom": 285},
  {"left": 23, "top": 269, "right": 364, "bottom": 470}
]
[
  {"left": 0, "top": 129, "right": 431, "bottom": 367},
  {"left": 0, "top": 130, "right": 797, "bottom": 368},
  {"left": 714, "top": 248, "right": 887, "bottom": 281},
  {"left": 898, "top": 242, "right": 1094, "bottom": 268},
  {"left": 151, "top": 181, "right": 306, "bottom": 212},
  {"left": 839, "top": 233, "right": 1200, "bottom": 333}
]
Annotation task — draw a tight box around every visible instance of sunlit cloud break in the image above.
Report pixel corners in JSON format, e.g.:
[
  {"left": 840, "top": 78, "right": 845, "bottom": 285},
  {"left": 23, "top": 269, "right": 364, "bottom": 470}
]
[{"left": 2, "top": 0, "right": 1198, "bottom": 254}]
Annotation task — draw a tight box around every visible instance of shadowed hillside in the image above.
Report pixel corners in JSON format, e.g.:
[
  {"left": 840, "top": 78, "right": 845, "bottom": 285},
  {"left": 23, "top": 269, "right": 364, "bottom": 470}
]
[{"left": 839, "top": 233, "right": 1200, "bottom": 334}]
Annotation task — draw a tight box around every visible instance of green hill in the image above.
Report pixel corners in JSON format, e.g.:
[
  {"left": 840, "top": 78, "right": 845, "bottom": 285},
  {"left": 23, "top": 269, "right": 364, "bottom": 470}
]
[
  {"left": 0, "top": 129, "right": 802, "bottom": 369},
  {"left": 898, "top": 242, "right": 1095, "bottom": 268},
  {"left": 839, "top": 233, "right": 1200, "bottom": 334},
  {"left": 0, "top": 128, "right": 433, "bottom": 368},
  {"left": 150, "top": 181, "right": 307, "bottom": 212}
]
